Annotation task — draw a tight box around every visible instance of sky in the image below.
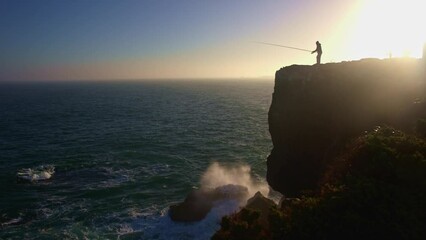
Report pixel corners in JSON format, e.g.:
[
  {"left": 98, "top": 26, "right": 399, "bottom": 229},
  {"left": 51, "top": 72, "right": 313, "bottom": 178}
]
[{"left": 1, "top": 0, "right": 425, "bottom": 81}]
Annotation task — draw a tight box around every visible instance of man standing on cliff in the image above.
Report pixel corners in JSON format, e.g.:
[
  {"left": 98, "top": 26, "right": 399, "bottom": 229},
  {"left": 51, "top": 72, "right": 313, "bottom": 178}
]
[{"left": 311, "top": 41, "right": 322, "bottom": 64}]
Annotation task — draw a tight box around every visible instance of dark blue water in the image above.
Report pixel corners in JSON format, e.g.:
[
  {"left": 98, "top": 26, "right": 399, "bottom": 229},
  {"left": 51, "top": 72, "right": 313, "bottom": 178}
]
[{"left": 0, "top": 80, "right": 273, "bottom": 239}]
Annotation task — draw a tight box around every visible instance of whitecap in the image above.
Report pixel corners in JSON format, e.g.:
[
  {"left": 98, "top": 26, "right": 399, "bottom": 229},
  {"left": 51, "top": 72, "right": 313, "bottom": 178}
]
[{"left": 16, "top": 165, "right": 55, "bottom": 182}]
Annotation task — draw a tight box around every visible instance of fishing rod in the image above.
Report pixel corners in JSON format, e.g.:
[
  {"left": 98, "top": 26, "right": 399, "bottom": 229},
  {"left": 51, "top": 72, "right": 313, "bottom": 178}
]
[{"left": 254, "top": 41, "right": 312, "bottom": 52}]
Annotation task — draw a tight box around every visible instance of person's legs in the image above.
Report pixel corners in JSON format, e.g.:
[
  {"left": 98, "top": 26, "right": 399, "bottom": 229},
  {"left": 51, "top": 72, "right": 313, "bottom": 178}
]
[{"left": 317, "top": 53, "right": 322, "bottom": 64}]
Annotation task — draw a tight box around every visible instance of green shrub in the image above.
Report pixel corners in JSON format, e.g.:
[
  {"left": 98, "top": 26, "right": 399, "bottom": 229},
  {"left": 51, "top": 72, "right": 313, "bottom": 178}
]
[{"left": 212, "top": 208, "right": 268, "bottom": 240}]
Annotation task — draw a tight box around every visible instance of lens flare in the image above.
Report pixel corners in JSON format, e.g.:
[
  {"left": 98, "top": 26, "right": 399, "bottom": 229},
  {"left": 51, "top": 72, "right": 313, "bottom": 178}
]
[{"left": 348, "top": 0, "right": 426, "bottom": 59}]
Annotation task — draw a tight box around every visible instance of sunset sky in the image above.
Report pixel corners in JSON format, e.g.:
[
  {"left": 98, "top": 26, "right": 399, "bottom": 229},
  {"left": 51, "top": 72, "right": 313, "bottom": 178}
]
[{"left": 1, "top": 0, "right": 425, "bottom": 81}]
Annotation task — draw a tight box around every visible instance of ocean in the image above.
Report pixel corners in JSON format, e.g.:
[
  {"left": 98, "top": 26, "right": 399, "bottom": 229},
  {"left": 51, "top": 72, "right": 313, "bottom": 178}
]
[{"left": 0, "top": 79, "right": 274, "bottom": 239}]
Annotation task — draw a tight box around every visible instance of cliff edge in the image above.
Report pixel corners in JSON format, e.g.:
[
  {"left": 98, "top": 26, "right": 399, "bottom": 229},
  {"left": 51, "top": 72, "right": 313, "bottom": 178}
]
[{"left": 267, "top": 58, "right": 425, "bottom": 196}]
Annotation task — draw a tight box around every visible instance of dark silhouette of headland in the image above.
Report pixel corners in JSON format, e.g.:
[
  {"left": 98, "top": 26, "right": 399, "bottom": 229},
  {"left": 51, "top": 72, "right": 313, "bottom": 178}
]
[{"left": 268, "top": 58, "right": 425, "bottom": 196}]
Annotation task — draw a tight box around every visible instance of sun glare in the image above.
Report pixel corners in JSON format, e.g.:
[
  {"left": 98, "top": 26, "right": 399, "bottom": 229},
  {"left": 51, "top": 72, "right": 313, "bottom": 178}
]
[{"left": 347, "top": 0, "right": 426, "bottom": 60}]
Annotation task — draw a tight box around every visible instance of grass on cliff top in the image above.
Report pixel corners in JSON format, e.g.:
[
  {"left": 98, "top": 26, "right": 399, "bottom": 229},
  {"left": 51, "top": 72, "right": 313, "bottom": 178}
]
[{"left": 213, "top": 126, "right": 426, "bottom": 240}]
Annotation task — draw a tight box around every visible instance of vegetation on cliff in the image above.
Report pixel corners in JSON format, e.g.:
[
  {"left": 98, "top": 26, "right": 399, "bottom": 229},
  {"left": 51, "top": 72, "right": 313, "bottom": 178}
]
[{"left": 214, "top": 127, "right": 426, "bottom": 239}]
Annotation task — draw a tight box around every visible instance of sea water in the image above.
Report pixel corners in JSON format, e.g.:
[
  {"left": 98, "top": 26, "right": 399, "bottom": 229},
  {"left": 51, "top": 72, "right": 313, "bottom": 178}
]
[{"left": 0, "top": 79, "right": 273, "bottom": 239}]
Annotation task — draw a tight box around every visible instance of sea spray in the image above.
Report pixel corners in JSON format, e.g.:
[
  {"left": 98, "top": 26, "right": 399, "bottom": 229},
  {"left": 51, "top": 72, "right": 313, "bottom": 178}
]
[
  {"left": 200, "top": 162, "right": 269, "bottom": 200},
  {"left": 133, "top": 162, "right": 272, "bottom": 239},
  {"left": 169, "top": 162, "right": 272, "bottom": 223}
]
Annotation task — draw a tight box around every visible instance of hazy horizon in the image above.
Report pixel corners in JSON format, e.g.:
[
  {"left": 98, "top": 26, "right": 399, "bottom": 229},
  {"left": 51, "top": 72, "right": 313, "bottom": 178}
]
[{"left": 1, "top": 0, "right": 425, "bottom": 81}]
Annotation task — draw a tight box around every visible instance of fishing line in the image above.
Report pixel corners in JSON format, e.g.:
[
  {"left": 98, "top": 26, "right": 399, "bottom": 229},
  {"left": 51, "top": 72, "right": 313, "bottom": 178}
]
[{"left": 254, "top": 41, "right": 311, "bottom": 52}]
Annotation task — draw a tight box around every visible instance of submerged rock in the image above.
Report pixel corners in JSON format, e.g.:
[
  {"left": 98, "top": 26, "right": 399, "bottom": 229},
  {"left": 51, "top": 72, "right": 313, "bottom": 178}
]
[{"left": 169, "top": 184, "right": 249, "bottom": 222}]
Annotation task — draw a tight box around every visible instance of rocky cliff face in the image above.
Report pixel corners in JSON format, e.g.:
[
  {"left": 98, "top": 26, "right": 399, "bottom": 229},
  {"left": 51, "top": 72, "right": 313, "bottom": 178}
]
[{"left": 267, "top": 59, "right": 425, "bottom": 196}]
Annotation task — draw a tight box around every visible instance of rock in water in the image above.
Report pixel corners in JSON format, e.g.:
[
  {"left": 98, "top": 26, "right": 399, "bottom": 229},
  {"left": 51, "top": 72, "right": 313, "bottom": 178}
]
[
  {"left": 169, "top": 184, "right": 249, "bottom": 222},
  {"left": 169, "top": 189, "right": 214, "bottom": 222},
  {"left": 17, "top": 165, "right": 55, "bottom": 182}
]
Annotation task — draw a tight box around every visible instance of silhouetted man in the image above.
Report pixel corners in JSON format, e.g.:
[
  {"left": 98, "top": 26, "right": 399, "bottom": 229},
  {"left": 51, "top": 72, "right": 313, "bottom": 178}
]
[{"left": 311, "top": 41, "right": 322, "bottom": 64}]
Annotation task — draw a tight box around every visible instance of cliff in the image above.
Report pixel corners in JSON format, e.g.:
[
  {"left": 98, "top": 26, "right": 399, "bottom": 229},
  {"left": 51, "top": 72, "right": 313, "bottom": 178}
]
[
  {"left": 213, "top": 59, "right": 426, "bottom": 239},
  {"left": 267, "top": 58, "right": 425, "bottom": 196}
]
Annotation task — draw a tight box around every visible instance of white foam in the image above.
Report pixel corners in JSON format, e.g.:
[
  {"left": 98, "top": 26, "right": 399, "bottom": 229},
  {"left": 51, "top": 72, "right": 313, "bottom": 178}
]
[
  {"left": 16, "top": 165, "right": 55, "bottom": 182},
  {"left": 1, "top": 217, "right": 23, "bottom": 227}
]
